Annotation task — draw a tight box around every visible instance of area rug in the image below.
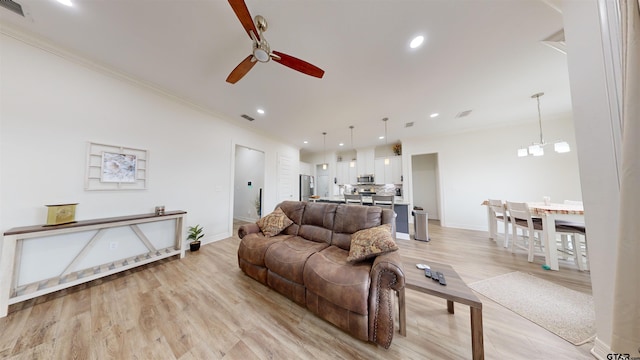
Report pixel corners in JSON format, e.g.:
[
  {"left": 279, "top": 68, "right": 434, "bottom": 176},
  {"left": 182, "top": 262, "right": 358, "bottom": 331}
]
[{"left": 468, "top": 271, "right": 595, "bottom": 345}]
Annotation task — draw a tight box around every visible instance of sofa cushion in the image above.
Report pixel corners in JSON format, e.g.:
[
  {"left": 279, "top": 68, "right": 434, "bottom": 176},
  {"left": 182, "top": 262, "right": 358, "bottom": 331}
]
[
  {"left": 277, "top": 201, "right": 307, "bottom": 236},
  {"left": 332, "top": 205, "right": 384, "bottom": 250},
  {"left": 257, "top": 207, "right": 294, "bottom": 237},
  {"left": 264, "top": 236, "right": 329, "bottom": 284},
  {"left": 237, "top": 232, "right": 292, "bottom": 267},
  {"left": 298, "top": 202, "right": 338, "bottom": 244},
  {"left": 304, "top": 246, "right": 372, "bottom": 315},
  {"left": 347, "top": 224, "right": 398, "bottom": 263}
]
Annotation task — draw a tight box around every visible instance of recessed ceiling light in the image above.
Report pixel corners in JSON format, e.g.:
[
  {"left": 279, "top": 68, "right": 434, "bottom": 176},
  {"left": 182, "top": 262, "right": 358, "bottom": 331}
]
[
  {"left": 256, "top": 108, "right": 265, "bottom": 114},
  {"left": 430, "top": 113, "right": 439, "bottom": 118},
  {"left": 56, "top": 0, "right": 73, "bottom": 6},
  {"left": 303, "top": 140, "right": 308, "bottom": 144},
  {"left": 379, "top": 136, "right": 385, "bottom": 140},
  {"left": 339, "top": 143, "right": 344, "bottom": 146},
  {"left": 410, "top": 35, "right": 424, "bottom": 49}
]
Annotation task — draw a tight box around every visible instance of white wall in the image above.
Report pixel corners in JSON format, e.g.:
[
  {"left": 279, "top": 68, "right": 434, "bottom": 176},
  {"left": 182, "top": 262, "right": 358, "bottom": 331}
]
[
  {"left": 299, "top": 161, "right": 312, "bottom": 176},
  {"left": 402, "top": 115, "right": 582, "bottom": 230},
  {"left": 233, "top": 146, "right": 264, "bottom": 222},
  {"left": 0, "top": 33, "right": 299, "bottom": 259}
]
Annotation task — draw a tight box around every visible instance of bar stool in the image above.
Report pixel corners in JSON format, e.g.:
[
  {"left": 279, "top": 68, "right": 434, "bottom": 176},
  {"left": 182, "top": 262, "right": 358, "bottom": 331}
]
[
  {"left": 372, "top": 195, "right": 395, "bottom": 209},
  {"left": 344, "top": 194, "right": 363, "bottom": 205}
]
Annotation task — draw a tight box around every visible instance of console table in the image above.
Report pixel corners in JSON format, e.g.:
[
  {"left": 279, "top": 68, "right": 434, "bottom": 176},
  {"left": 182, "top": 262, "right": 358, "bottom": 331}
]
[{"left": 0, "top": 211, "right": 187, "bottom": 317}]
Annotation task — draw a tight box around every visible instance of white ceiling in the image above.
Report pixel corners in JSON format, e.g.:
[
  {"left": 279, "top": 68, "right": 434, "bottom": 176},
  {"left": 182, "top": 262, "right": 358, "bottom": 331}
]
[{"left": 0, "top": 0, "right": 572, "bottom": 155}]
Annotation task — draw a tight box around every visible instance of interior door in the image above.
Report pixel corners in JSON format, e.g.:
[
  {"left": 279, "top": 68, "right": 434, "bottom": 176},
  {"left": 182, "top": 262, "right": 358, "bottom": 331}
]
[
  {"left": 233, "top": 145, "right": 265, "bottom": 221},
  {"left": 277, "top": 153, "right": 295, "bottom": 202}
]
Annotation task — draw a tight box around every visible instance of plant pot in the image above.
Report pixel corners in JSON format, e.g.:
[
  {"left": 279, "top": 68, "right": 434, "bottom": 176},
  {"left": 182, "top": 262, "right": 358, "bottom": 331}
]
[{"left": 190, "top": 241, "right": 201, "bottom": 252}]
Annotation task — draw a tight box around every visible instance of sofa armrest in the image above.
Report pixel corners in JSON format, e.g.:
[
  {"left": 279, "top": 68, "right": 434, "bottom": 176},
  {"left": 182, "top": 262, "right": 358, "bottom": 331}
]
[
  {"left": 238, "top": 223, "right": 260, "bottom": 239},
  {"left": 371, "top": 250, "right": 405, "bottom": 290},
  {"left": 368, "top": 250, "right": 405, "bottom": 348}
]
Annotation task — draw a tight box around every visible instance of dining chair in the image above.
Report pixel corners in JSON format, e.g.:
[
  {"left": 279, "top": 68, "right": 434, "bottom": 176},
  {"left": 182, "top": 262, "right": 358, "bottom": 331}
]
[
  {"left": 555, "top": 200, "right": 588, "bottom": 271},
  {"left": 344, "top": 194, "right": 363, "bottom": 205},
  {"left": 505, "top": 201, "right": 545, "bottom": 263},
  {"left": 488, "top": 199, "right": 509, "bottom": 248},
  {"left": 372, "top": 195, "right": 395, "bottom": 210}
]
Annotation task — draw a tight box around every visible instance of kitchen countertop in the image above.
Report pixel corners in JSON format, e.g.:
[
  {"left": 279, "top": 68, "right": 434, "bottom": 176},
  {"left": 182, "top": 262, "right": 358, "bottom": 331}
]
[{"left": 313, "top": 196, "right": 410, "bottom": 205}]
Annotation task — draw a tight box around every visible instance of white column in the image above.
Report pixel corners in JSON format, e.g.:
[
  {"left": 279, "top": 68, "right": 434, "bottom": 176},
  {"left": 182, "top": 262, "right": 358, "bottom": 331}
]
[{"left": 562, "top": 0, "right": 623, "bottom": 357}]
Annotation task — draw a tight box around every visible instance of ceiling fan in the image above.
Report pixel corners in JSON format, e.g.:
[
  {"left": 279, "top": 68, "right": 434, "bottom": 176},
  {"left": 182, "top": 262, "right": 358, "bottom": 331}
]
[{"left": 226, "top": 0, "right": 325, "bottom": 84}]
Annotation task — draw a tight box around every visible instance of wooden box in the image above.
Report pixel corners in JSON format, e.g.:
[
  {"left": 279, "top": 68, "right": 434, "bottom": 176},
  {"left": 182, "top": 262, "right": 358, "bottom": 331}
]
[{"left": 45, "top": 203, "right": 78, "bottom": 225}]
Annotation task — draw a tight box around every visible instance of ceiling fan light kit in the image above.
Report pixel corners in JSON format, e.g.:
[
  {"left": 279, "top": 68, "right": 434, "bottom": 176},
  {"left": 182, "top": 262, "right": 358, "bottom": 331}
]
[
  {"left": 517, "top": 92, "right": 570, "bottom": 157},
  {"left": 226, "top": 0, "right": 325, "bottom": 84}
]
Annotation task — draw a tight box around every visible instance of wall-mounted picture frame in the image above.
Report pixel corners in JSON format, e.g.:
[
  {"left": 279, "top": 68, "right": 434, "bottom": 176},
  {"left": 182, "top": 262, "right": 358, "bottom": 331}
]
[
  {"left": 85, "top": 142, "right": 148, "bottom": 191},
  {"left": 101, "top": 152, "right": 137, "bottom": 183}
]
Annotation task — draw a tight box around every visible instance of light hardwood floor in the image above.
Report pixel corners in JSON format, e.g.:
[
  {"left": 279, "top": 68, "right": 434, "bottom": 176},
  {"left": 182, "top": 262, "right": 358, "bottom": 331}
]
[{"left": 0, "top": 220, "right": 593, "bottom": 359}]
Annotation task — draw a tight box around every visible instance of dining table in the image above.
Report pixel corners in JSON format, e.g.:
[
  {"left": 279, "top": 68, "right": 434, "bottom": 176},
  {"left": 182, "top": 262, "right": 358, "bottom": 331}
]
[{"left": 527, "top": 202, "right": 585, "bottom": 271}]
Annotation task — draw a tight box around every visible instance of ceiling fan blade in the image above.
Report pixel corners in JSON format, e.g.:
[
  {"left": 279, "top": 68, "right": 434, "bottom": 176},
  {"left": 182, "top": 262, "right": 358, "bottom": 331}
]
[
  {"left": 228, "top": 0, "right": 260, "bottom": 41},
  {"left": 226, "top": 55, "right": 257, "bottom": 84},
  {"left": 272, "top": 51, "right": 325, "bottom": 79}
]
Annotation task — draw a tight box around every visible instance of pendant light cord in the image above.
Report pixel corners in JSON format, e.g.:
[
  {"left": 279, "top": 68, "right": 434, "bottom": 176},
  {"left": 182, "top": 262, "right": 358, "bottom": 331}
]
[
  {"left": 533, "top": 92, "right": 545, "bottom": 145},
  {"left": 349, "top": 126, "right": 354, "bottom": 150},
  {"left": 322, "top": 132, "right": 327, "bottom": 166}
]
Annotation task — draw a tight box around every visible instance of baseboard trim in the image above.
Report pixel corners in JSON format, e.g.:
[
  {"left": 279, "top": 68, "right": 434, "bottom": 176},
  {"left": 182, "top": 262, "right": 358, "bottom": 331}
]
[
  {"left": 591, "top": 336, "right": 611, "bottom": 360},
  {"left": 202, "top": 231, "right": 232, "bottom": 245}
]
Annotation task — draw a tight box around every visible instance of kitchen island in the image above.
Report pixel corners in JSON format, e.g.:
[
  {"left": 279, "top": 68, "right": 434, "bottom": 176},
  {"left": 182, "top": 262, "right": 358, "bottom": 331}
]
[{"left": 313, "top": 197, "right": 410, "bottom": 239}]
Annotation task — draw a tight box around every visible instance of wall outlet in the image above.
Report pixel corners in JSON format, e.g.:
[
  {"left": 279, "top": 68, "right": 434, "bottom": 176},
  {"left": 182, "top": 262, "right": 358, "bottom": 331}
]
[{"left": 109, "top": 241, "right": 118, "bottom": 249}]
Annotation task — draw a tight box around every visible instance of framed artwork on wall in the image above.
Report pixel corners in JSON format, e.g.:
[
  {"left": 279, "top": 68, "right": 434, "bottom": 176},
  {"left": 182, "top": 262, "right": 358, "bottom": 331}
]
[
  {"left": 85, "top": 142, "right": 148, "bottom": 190},
  {"left": 101, "top": 152, "right": 137, "bottom": 183}
]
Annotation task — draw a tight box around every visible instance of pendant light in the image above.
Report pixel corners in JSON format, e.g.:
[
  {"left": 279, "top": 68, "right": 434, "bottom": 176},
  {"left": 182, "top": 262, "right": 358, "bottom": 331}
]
[
  {"left": 349, "top": 126, "right": 356, "bottom": 168},
  {"left": 517, "top": 92, "right": 571, "bottom": 157},
  {"left": 383, "top": 118, "right": 390, "bottom": 165},
  {"left": 322, "top": 132, "right": 327, "bottom": 170}
]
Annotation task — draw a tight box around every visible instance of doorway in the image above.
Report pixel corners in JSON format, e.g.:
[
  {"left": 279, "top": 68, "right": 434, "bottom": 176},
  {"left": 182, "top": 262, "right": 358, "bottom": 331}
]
[
  {"left": 233, "top": 145, "right": 265, "bottom": 222},
  {"left": 316, "top": 164, "right": 330, "bottom": 198},
  {"left": 411, "top": 153, "right": 440, "bottom": 220}
]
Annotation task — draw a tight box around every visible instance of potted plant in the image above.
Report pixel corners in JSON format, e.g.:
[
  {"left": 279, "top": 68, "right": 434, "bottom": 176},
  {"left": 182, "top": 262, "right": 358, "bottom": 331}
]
[
  {"left": 187, "top": 224, "right": 204, "bottom": 251},
  {"left": 392, "top": 143, "right": 402, "bottom": 156}
]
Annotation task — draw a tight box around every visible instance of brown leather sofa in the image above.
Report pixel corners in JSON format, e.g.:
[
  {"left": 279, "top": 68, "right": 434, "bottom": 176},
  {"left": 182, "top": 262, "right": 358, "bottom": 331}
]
[{"left": 237, "top": 200, "right": 405, "bottom": 348}]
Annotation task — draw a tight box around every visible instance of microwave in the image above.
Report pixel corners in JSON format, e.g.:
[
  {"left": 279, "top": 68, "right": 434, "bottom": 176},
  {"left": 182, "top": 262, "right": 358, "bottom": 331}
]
[{"left": 357, "top": 175, "right": 375, "bottom": 184}]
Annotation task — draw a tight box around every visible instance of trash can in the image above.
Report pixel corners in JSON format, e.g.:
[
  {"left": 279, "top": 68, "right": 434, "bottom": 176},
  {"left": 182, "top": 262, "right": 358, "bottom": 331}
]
[{"left": 412, "top": 207, "right": 429, "bottom": 242}]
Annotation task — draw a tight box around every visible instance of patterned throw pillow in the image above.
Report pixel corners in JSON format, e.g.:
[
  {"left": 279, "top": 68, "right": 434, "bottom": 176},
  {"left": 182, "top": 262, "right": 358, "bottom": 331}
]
[
  {"left": 256, "top": 207, "right": 294, "bottom": 237},
  {"left": 347, "top": 223, "right": 398, "bottom": 262}
]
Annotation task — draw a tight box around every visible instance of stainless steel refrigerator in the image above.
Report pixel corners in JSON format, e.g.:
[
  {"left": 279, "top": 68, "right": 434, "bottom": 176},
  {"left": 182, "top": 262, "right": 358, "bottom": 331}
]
[{"left": 299, "top": 175, "right": 314, "bottom": 201}]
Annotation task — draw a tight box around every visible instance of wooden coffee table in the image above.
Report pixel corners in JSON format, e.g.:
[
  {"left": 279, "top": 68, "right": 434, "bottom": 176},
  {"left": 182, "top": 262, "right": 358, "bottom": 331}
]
[{"left": 399, "top": 259, "right": 484, "bottom": 360}]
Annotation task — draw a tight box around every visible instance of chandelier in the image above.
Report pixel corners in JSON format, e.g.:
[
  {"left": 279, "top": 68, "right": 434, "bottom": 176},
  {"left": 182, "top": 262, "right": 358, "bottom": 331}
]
[{"left": 517, "top": 92, "right": 570, "bottom": 157}]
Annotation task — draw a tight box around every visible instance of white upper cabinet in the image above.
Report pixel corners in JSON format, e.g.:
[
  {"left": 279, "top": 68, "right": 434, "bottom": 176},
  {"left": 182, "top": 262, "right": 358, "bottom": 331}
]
[
  {"left": 336, "top": 161, "right": 358, "bottom": 185},
  {"left": 347, "top": 161, "right": 358, "bottom": 184},
  {"left": 374, "top": 156, "right": 402, "bottom": 184},
  {"left": 356, "top": 148, "right": 375, "bottom": 175}
]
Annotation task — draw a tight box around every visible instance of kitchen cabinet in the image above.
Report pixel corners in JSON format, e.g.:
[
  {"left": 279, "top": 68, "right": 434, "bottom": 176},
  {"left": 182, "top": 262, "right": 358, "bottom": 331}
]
[
  {"left": 336, "top": 161, "right": 357, "bottom": 185},
  {"left": 356, "top": 148, "right": 375, "bottom": 176},
  {"left": 374, "top": 156, "right": 402, "bottom": 184},
  {"left": 391, "top": 156, "right": 403, "bottom": 184}
]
